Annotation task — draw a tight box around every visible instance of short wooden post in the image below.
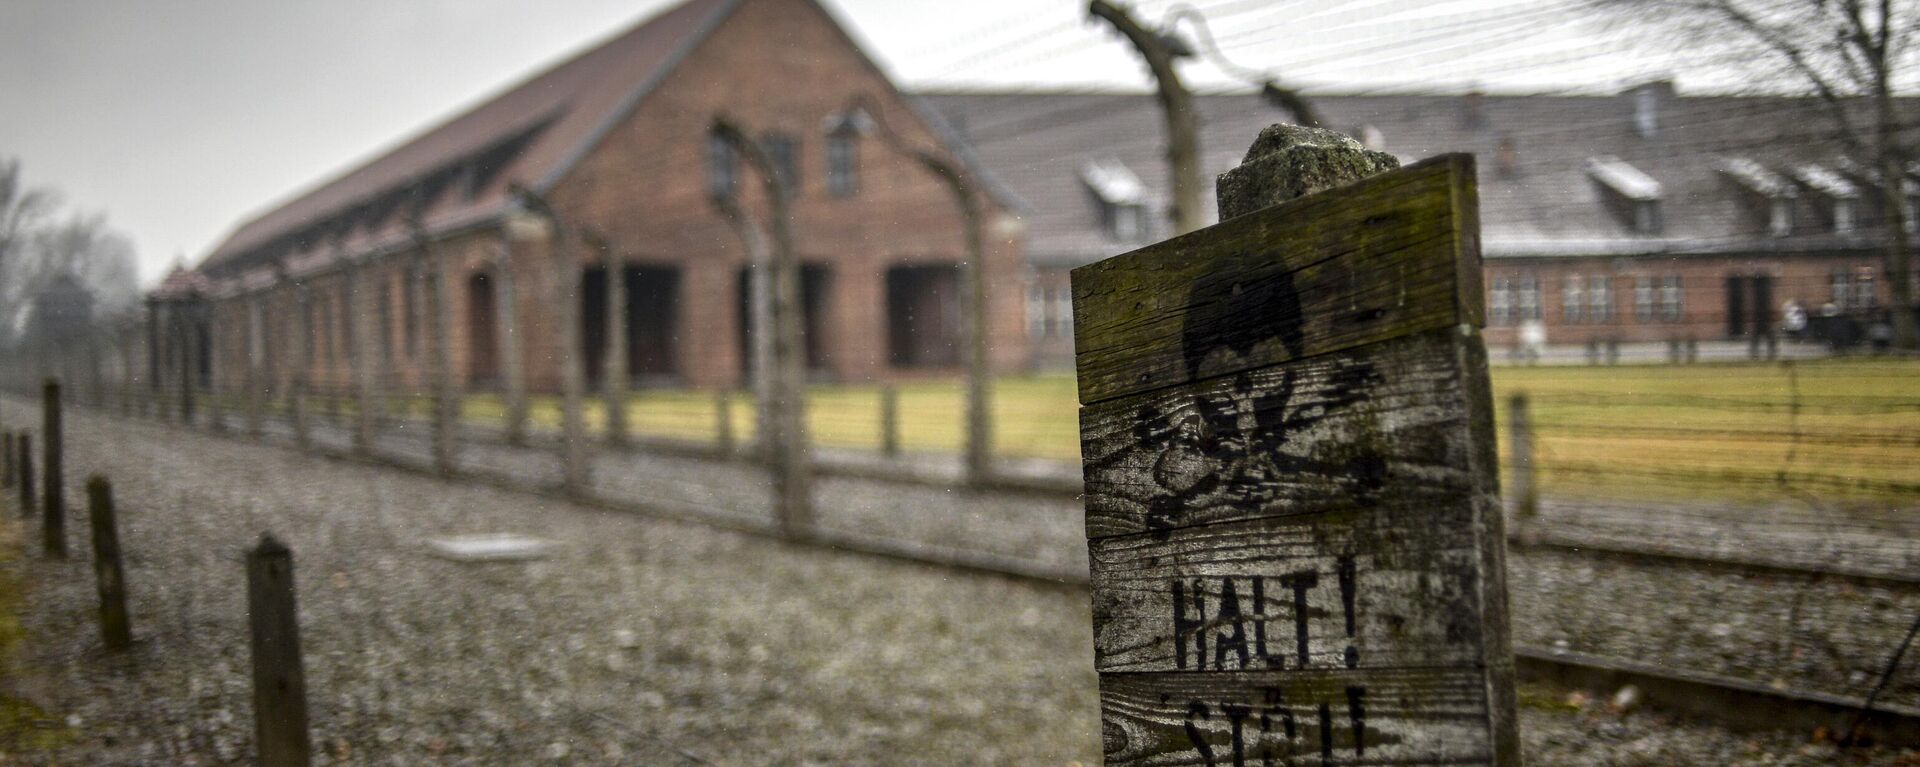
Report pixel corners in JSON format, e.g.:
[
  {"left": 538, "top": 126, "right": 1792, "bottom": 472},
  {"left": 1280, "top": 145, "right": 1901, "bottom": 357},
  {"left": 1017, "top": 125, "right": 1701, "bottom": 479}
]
[
  {"left": 715, "top": 389, "right": 735, "bottom": 456},
  {"left": 1071, "top": 129, "right": 1518, "bottom": 765},
  {"left": 203, "top": 313, "right": 221, "bottom": 429},
  {"left": 878, "top": 384, "right": 900, "bottom": 457},
  {"left": 1509, "top": 393, "right": 1537, "bottom": 523},
  {"left": 557, "top": 253, "right": 591, "bottom": 495},
  {"left": 421, "top": 232, "right": 458, "bottom": 476},
  {"left": 43, "top": 379, "right": 65, "bottom": 559},
  {"left": 322, "top": 386, "right": 341, "bottom": 426},
  {"left": 509, "top": 190, "right": 590, "bottom": 495},
  {"left": 492, "top": 232, "right": 530, "bottom": 446},
  {"left": 247, "top": 294, "right": 267, "bottom": 437},
  {"left": 602, "top": 244, "right": 630, "bottom": 447},
  {"left": 16, "top": 434, "right": 32, "bottom": 518},
  {"left": 710, "top": 122, "right": 811, "bottom": 537},
  {"left": 208, "top": 363, "right": 227, "bottom": 433},
  {"left": 350, "top": 257, "right": 379, "bottom": 456},
  {"left": 175, "top": 305, "right": 197, "bottom": 425},
  {"left": 290, "top": 374, "right": 311, "bottom": 451},
  {"left": 86, "top": 476, "right": 132, "bottom": 652},
  {"left": 247, "top": 535, "right": 311, "bottom": 767}
]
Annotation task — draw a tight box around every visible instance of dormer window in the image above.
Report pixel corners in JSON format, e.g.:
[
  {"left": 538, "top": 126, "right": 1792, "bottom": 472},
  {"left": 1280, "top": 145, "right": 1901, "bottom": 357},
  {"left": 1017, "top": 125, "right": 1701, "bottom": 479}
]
[
  {"left": 1716, "top": 156, "right": 1796, "bottom": 237},
  {"left": 1792, "top": 164, "right": 1860, "bottom": 233},
  {"left": 1081, "top": 158, "right": 1149, "bottom": 241},
  {"left": 1586, "top": 156, "right": 1663, "bottom": 234}
]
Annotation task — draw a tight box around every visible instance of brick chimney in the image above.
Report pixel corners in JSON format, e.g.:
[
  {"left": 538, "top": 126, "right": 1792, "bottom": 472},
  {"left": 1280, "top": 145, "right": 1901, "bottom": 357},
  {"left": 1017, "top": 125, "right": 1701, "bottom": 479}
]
[
  {"left": 1461, "top": 89, "right": 1487, "bottom": 129},
  {"left": 1625, "top": 79, "right": 1675, "bottom": 138}
]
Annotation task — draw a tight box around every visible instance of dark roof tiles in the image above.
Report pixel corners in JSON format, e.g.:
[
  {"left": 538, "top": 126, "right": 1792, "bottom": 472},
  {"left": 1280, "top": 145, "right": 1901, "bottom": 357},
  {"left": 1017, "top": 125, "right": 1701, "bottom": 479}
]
[
  {"left": 921, "top": 89, "right": 1919, "bottom": 266},
  {"left": 202, "top": 0, "right": 735, "bottom": 273}
]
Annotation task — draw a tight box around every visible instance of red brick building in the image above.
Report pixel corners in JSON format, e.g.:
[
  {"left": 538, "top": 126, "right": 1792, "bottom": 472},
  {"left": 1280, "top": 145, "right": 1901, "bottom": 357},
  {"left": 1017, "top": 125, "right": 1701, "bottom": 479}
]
[
  {"left": 185, "top": 0, "right": 1028, "bottom": 396},
  {"left": 923, "top": 86, "right": 1920, "bottom": 364}
]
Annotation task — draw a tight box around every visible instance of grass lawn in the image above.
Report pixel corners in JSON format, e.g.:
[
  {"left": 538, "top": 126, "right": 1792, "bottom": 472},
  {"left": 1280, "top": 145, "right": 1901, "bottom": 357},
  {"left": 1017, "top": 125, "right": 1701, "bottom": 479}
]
[
  {"left": 304, "top": 356, "right": 1919, "bottom": 507},
  {"left": 1489, "top": 357, "right": 1920, "bottom": 507},
  {"left": 0, "top": 504, "right": 71, "bottom": 752}
]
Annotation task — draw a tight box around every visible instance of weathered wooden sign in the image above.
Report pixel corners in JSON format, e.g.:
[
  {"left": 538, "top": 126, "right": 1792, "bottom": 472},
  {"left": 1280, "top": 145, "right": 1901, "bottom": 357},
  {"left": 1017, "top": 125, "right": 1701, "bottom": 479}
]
[{"left": 1072, "top": 128, "right": 1519, "bottom": 766}]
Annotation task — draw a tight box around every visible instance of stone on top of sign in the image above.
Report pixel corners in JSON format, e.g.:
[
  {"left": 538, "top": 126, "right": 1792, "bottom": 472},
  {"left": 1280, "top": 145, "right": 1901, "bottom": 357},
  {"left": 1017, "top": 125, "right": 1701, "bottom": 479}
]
[{"left": 1216, "top": 125, "right": 1400, "bottom": 220}]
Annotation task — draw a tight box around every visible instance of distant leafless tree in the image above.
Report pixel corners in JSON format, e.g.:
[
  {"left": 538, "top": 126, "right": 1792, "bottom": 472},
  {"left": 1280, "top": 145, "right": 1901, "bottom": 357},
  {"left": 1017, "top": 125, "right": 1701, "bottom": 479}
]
[
  {"left": 1595, "top": 0, "right": 1920, "bottom": 348},
  {"left": 0, "top": 158, "right": 57, "bottom": 280},
  {"left": 0, "top": 158, "right": 140, "bottom": 345}
]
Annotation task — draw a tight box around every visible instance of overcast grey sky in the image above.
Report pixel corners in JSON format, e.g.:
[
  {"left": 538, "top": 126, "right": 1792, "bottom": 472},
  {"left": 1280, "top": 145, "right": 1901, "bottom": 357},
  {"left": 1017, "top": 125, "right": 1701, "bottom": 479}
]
[{"left": 1, "top": 0, "right": 1660, "bottom": 284}]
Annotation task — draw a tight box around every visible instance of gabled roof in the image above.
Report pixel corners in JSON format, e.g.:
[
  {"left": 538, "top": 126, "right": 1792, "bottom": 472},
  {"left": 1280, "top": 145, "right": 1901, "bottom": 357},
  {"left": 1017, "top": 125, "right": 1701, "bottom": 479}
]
[
  {"left": 920, "top": 88, "right": 1920, "bottom": 266},
  {"left": 201, "top": 0, "right": 739, "bottom": 274},
  {"left": 153, "top": 265, "right": 214, "bottom": 300}
]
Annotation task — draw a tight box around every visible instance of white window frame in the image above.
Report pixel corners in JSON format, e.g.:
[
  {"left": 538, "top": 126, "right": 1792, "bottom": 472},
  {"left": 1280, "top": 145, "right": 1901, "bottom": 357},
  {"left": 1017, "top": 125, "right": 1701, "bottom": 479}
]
[{"left": 1563, "top": 275, "right": 1585, "bottom": 324}]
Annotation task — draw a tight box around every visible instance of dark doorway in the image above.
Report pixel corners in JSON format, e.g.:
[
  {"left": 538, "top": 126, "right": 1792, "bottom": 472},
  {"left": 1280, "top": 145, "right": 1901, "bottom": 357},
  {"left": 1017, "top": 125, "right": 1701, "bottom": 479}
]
[
  {"left": 802, "top": 265, "right": 831, "bottom": 373},
  {"left": 584, "top": 264, "right": 682, "bottom": 387},
  {"left": 735, "top": 264, "right": 832, "bottom": 381},
  {"left": 1724, "top": 274, "right": 1775, "bottom": 338},
  {"left": 1725, "top": 276, "right": 1747, "bottom": 338},
  {"left": 467, "top": 272, "right": 499, "bottom": 385},
  {"left": 196, "top": 320, "right": 213, "bottom": 386},
  {"left": 582, "top": 267, "right": 609, "bottom": 388},
  {"left": 1751, "top": 275, "right": 1774, "bottom": 335},
  {"left": 885, "top": 264, "right": 961, "bottom": 368},
  {"left": 626, "top": 266, "right": 681, "bottom": 381}
]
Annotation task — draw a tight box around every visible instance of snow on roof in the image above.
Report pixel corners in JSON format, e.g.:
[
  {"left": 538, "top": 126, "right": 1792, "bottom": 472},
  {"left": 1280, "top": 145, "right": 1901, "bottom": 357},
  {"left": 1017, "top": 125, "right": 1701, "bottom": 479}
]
[
  {"left": 1080, "top": 158, "right": 1145, "bottom": 206},
  {"left": 1584, "top": 156, "right": 1663, "bottom": 201},
  {"left": 1792, "top": 163, "right": 1860, "bottom": 198},
  {"left": 1716, "top": 156, "right": 1797, "bottom": 197}
]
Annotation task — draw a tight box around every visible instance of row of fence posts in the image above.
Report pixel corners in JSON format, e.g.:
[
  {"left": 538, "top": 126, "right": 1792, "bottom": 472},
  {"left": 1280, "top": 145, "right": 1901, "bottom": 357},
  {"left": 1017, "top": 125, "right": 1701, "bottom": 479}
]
[
  {"left": 3, "top": 379, "right": 313, "bottom": 765},
  {"left": 21, "top": 112, "right": 1002, "bottom": 547}
]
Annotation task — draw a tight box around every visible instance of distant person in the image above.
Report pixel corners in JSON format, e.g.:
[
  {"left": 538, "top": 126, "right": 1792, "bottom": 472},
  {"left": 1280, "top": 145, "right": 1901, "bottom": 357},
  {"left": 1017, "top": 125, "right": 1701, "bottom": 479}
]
[
  {"left": 1869, "top": 310, "right": 1893, "bottom": 353},
  {"left": 1519, "top": 319, "right": 1547, "bottom": 364},
  {"left": 1781, "top": 299, "right": 1807, "bottom": 338}
]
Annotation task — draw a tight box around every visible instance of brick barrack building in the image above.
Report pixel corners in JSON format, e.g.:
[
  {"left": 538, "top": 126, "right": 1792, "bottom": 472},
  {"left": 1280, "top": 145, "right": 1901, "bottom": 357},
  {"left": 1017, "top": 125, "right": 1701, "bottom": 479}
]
[
  {"left": 923, "top": 86, "right": 1920, "bottom": 365},
  {"left": 165, "top": 0, "right": 1029, "bottom": 399},
  {"left": 158, "top": 0, "right": 1920, "bottom": 388}
]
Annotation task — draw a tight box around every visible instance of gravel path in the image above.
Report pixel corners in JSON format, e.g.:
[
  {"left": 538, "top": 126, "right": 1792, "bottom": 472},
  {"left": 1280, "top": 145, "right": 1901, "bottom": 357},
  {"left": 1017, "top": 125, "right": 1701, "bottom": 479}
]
[
  {"left": 2, "top": 397, "right": 1098, "bottom": 764},
  {"left": 5, "top": 395, "right": 1920, "bottom": 765}
]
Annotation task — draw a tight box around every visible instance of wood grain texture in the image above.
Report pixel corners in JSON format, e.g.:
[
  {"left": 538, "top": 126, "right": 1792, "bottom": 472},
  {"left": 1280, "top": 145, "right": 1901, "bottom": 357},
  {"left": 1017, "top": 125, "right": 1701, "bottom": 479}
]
[
  {"left": 1071, "top": 155, "right": 1474, "bottom": 406},
  {"left": 1090, "top": 504, "right": 1484, "bottom": 674},
  {"left": 1080, "top": 329, "right": 1476, "bottom": 539},
  {"left": 1099, "top": 667, "right": 1493, "bottom": 766},
  {"left": 1074, "top": 153, "right": 1518, "bottom": 766}
]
